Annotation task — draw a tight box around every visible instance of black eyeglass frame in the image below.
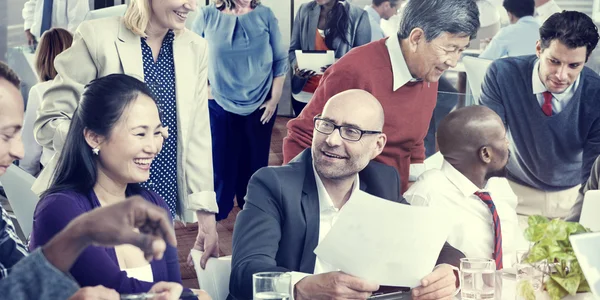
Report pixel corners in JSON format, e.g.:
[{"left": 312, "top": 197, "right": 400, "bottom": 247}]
[{"left": 313, "top": 115, "right": 382, "bottom": 142}]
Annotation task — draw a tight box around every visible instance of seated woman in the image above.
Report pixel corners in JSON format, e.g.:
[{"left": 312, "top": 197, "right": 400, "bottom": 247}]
[
  {"left": 29, "top": 74, "right": 203, "bottom": 296},
  {"left": 20, "top": 28, "right": 72, "bottom": 176}
]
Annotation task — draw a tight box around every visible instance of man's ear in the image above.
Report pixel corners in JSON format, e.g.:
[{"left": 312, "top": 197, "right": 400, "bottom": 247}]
[
  {"left": 84, "top": 128, "right": 105, "bottom": 150},
  {"left": 371, "top": 133, "right": 388, "bottom": 159},
  {"left": 536, "top": 40, "right": 542, "bottom": 58},
  {"left": 479, "top": 146, "right": 492, "bottom": 164},
  {"left": 407, "top": 28, "right": 425, "bottom": 53}
]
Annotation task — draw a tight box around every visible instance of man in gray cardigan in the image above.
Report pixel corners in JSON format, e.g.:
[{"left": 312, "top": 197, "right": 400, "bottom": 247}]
[
  {"left": 0, "top": 62, "right": 181, "bottom": 299},
  {"left": 480, "top": 11, "right": 600, "bottom": 219},
  {"left": 230, "top": 90, "right": 464, "bottom": 300}
]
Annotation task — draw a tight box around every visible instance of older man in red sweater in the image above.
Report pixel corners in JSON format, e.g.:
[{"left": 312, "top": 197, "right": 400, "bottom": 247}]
[{"left": 284, "top": 0, "right": 480, "bottom": 193}]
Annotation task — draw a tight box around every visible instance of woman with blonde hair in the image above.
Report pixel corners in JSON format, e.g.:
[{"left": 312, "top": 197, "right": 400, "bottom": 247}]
[
  {"left": 192, "top": 0, "right": 288, "bottom": 223},
  {"left": 33, "top": 0, "right": 221, "bottom": 269},
  {"left": 21, "top": 28, "right": 72, "bottom": 176}
]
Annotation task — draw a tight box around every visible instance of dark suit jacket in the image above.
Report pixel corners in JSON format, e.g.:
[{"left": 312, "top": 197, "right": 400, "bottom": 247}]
[{"left": 228, "top": 149, "right": 465, "bottom": 300}]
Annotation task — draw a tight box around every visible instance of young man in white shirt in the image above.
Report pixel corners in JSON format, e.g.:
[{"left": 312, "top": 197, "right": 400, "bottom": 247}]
[
  {"left": 230, "top": 89, "right": 464, "bottom": 300},
  {"left": 405, "top": 106, "right": 527, "bottom": 269},
  {"left": 22, "top": 0, "right": 89, "bottom": 47}
]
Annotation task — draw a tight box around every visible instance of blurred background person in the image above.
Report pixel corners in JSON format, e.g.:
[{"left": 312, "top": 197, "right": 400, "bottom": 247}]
[
  {"left": 534, "top": 0, "right": 561, "bottom": 24},
  {"left": 20, "top": 28, "right": 72, "bottom": 177},
  {"left": 21, "top": 0, "right": 88, "bottom": 50},
  {"left": 472, "top": 0, "right": 501, "bottom": 50},
  {"left": 479, "top": 0, "right": 539, "bottom": 60},
  {"left": 289, "top": 0, "right": 370, "bottom": 116},
  {"left": 29, "top": 75, "right": 208, "bottom": 299},
  {"left": 33, "top": 0, "right": 219, "bottom": 269},
  {"left": 365, "top": 0, "right": 401, "bottom": 42},
  {"left": 192, "top": 0, "right": 288, "bottom": 222}
]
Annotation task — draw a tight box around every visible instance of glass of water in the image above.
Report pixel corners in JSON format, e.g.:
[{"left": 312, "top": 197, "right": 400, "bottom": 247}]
[
  {"left": 515, "top": 250, "right": 548, "bottom": 300},
  {"left": 460, "top": 258, "right": 496, "bottom": 300},
  {"left": 253, "top": 272, "right": 291, "bottom": 300}
]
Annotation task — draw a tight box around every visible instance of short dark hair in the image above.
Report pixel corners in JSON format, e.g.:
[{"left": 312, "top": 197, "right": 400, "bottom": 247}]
[
  {"left": 43, "top": 74, "right": 159, "bottom": 199},
  {"left": 398, "top": 0, "right": 480, "bottom": 41},
  {"left": 373, "top": 0, "right": 400, "bottom": 7},
  {"left": 539, "top": 11, "right": 600, "bottom": 60},
  {"left": 0, "top": 61, "right": 20, "bottom": 88},
  {"left": 503, "top": 0, "right": 534, "bottom": 18}
]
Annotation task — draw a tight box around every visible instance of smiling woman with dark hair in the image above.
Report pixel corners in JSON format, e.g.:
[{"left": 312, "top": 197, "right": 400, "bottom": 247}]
[{"left": 29, "top": 74, "right": 209, "bottom": 298}]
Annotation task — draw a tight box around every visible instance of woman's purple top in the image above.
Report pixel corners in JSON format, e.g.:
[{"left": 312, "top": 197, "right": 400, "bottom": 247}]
[{"left": 29, "top": 188, "right": 182, "bottom": 294}]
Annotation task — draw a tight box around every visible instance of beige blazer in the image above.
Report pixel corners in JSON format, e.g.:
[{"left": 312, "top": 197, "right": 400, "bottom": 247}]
[{"left": 33, "top": 16, "right": 216, "bottom": 221}]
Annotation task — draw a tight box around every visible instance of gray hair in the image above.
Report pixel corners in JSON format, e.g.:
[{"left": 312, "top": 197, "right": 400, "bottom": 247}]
[{"left": 398, "top": 0, "right": 480, "bottom": 41}]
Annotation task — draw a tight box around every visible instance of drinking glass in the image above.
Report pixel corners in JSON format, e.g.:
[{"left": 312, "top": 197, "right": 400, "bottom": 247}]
[
  {"left": 460, "top": 258, "right": 496, "bottom": 299},
  {"left": 253, "top": 272, "right": 291, "bottom": 300},
  {"left": 515, "top": 250, "right": 548, "bottom": 300}
]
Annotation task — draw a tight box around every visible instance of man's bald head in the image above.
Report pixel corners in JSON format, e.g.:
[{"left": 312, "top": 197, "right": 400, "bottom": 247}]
[
  {"left": 437, "top": 106, "right": 506, "bottom": 163},
  {"left": 312, "top": 89, "right": 387, "bottom": 183},
  {"left": 322, "top": 89, "right": 385, "bottom": 131}
]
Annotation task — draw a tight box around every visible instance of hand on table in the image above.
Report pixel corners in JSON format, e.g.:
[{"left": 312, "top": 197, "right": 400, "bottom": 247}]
[
  {"left": 149, "top": 282, "right": 183, "bottom": 300},
  {"left": 68, "top": 286, "right": 119, "bottom": 300},
  {"left": 294, "top": 271, "right": 379, "bottom": 300},
  {"left": 412, "top": 264, "right": 458, "bottom": 300}
]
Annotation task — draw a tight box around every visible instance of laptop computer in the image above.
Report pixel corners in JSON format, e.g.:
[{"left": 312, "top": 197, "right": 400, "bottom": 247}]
[
  {"left": 570, "top": 232, "right": 600, "bottom": 297},
  {"left": 580, "top": 190, "right": 600, "bottom": 232}
]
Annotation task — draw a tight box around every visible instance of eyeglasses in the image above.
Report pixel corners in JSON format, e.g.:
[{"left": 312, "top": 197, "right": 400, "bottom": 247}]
[{"left": 313, "top": 116, "right": 382, "bottom": 142}]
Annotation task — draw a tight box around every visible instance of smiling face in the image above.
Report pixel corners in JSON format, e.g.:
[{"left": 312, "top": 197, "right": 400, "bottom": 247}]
[
  {"left": 407, "top": 31, "right": 470, "bottom": 82},
  {"left": 536, "top": 40, "right": 587, "bottom": 94},
  {"left": 88, "top": 94, "right": 164, "bottom": 185},
  {"left": 0, "top": 79, "right": 24, "bottom": 176},
  {"left": 311, "top": 91, "right": 386, "bottom": 182},
  {"left": 149, "top": 0, "right": 196, "bottom": 31}
]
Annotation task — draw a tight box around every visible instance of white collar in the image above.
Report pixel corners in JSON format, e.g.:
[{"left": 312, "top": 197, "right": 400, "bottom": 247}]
[
  {"left": 441, "top": 160, "right": 489, "bottom": 198},
  {"left": 531, "top": 59, "right": 580, "bottom": 101},
  {"left": 313, "top": 163, "right": 360, "bottom": 213},
  {"left": 385, "top": 33, "right": 418, "bottom": 91}
]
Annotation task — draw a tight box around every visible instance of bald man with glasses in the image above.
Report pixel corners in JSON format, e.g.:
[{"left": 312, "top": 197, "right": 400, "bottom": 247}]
[{"left": 228, "top": 89, "right": 465, "bottom": 300}]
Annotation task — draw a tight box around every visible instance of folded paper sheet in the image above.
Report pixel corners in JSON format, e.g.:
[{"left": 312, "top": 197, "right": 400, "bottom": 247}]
[{"left": 314, "top": 191, "right": 451, "bottom": 287}]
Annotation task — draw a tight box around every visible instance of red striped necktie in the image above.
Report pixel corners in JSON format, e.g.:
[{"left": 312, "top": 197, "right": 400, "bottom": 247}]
[
  {"left": 542, "top": 91, "right": 553, "bottom": 116},
  {"left": 474, "top": 191, "right": 503, "bottom": 270}
]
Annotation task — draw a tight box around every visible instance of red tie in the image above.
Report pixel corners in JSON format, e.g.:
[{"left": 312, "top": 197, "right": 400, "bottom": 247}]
[
  {"left": 542, "top": 91, "right": 553, "bottom": 116},
  {"left": 474, "top": 191, "right": 503, "bottom": 270}
]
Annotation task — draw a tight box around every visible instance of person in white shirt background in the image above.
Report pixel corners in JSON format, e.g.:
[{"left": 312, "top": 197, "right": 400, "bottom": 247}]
[
  {"left": 405, "top": 106, "right": 528, "bottom": 269},
  {"left": 479, "top": 0, "right": 540, "bottom": 60},
  {"left": 22, "top": 0, "right": 89, "bottom": 48},
  {"left": 363, "top": 0, "right": 401, "bottom": 42},
  {"left": 20, "top": 28, "right": 72, "bottom": 177},
  {"left": 534, "top": 0, "right": 561, "bottom": 24}
]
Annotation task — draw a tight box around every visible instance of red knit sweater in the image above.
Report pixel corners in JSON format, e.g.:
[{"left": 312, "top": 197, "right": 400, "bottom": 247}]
[{"left": 283, "top": 38, "right": 439, "bottom": 193}]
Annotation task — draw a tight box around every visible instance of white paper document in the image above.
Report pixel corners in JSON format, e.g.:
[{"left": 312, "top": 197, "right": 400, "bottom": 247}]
[
  {"left": 313, "top": 191, "right": 451, "bottom": 287},
  {"left": 295, "top": 50, "right": 335, "bottom": 74}
]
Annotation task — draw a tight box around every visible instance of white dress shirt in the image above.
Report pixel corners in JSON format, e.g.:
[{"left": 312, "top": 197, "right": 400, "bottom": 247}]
[
  {"left": 364, "top": 5, "right": 384, "bottom": 42},
  {"left": 479, "top": 16, "right": 540, "bottom": 60},
  {"left": 22, "top": 0, "right": 90, "bottom": 38},
  {"left": 535, "top": 0, "right": 561, "bottom": 24},
  {"left": 21, "top": 81, "right": 55, "bottom": 176},
  {"left": 532, "top": 60, "right": 580, "bottom": 114},
  {"left": 385, "top": 32, "right": 427, "bottom": 179},
  {"left": 404, "top": 160, "right": 528, "bottom": 268},
  {"left": 289, "top": 165, "right": 360, "bottom": 292}
]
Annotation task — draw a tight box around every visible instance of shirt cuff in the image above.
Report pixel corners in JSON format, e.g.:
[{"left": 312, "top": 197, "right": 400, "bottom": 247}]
[
  {"left": 289, "top": 271, "right": 311, "bottom": 300},
  {"left": 409, "top": 163, "right": 426, "bottom": 181},
  {"left": 186, "top": 191, "right": 218, "bottom": 213}
]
